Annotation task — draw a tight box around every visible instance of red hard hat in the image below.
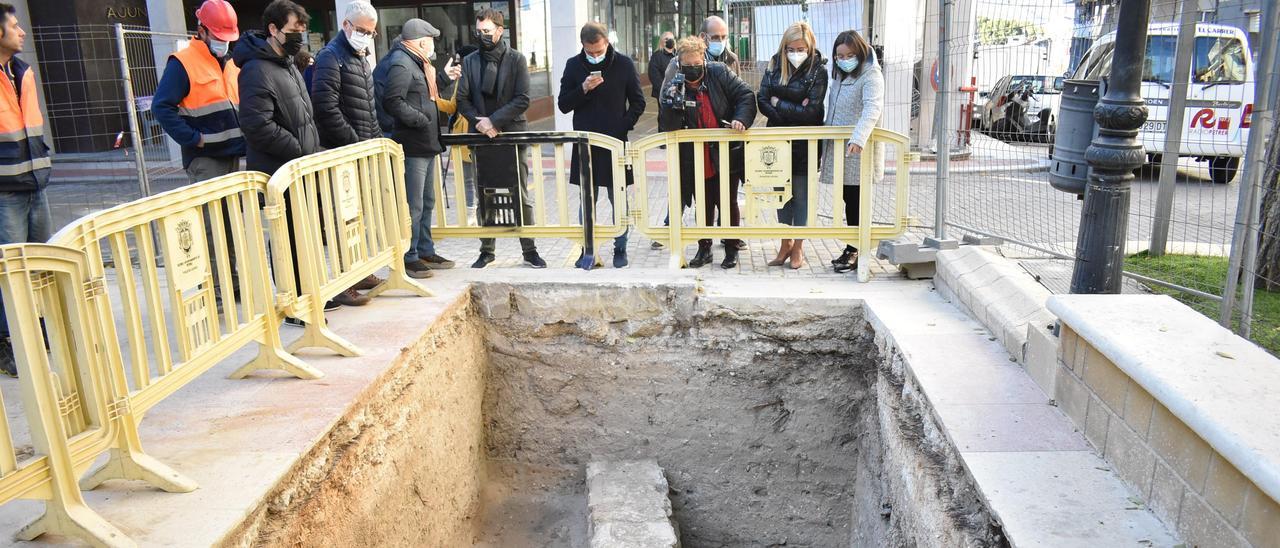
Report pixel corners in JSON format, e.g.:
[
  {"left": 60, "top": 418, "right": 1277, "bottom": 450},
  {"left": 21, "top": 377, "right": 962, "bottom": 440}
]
[{"left": 195, "top": 0, "right": 239, "bottom": 42}]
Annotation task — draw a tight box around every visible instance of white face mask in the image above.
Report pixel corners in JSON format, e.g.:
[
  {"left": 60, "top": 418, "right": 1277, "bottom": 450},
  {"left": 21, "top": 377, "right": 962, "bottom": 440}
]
[
  {"left": 787, "top": 51, "right": 808, "bottom": 68},
  {"left": 420, "top": 39, "right": 436, "bottom": 60},
  {"left": 347, "top": 28, "right": 374, "bottom": 53},
  {"left": 208, "top": 38, "right": 230, "bottom": 58}
]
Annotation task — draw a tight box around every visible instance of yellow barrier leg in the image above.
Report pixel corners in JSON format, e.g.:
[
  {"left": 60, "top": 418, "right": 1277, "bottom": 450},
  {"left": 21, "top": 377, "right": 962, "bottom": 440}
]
[
  {"left": 364, "top": 261, "right": 431, "bottom": 299},
  {"left": 229, "top": 341, "right": 324, "bottom": 380},
  {"left": 17, "top": 498, "right": 135, "bottom": 548},
  {"left": 79, "top": 446, "right": 197, "bottom": 494},
  {"left": 288, "top": 316, "right": 363, "bottom": 357}
]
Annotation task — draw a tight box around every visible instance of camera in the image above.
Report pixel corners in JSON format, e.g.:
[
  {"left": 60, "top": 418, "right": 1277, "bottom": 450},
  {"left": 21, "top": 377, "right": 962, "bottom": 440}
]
[{"left": 660, "top": 73, "right": 695, "bottom": 110}]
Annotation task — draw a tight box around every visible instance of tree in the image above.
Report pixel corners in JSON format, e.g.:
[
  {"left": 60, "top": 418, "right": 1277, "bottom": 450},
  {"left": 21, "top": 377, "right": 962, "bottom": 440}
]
[{"left": 1251, "top": 119, "right": 1280, "bottom": 290}]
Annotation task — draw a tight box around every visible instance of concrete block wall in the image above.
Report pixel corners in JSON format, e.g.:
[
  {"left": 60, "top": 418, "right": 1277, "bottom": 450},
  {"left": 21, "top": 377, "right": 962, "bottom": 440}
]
[{"left": 1040, "top": 297, "right": 1280, "bottom": 548}]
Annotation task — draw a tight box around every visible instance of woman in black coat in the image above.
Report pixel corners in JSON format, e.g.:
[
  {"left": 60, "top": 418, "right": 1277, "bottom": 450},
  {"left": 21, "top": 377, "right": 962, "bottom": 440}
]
[{"left": 757, "top": 21, "right": 828, "bottom": 270}]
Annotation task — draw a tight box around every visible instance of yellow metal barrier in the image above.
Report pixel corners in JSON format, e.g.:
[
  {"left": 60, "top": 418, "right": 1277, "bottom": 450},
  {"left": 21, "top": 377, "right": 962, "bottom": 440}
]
[
  {"left": 266, "top": 138, "right": 429, "bottom": 356},
  {"left": 45, "top": 170, "right": 320, "bottom": 509},
  {"left": 0, "top": 244, "right": 135, "bottom": 547},
  {"left": 432, "top": 131, "right": 630, "bottom": 265},
  {"left": 629, "top": 126, "right": 912, "bottom": 281}
]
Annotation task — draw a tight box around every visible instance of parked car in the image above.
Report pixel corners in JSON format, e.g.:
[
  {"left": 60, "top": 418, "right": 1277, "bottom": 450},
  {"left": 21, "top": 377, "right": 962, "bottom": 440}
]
[
  {"left": 1071, "top": 23, "right": 1254, "bottom": 184},
  {"left": 979, "top": 74, "right": 1063, "bottom": 142}
]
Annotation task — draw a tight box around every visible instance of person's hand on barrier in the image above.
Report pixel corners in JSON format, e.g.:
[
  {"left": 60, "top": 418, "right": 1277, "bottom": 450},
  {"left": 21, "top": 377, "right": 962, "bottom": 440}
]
[
  {"left": 583, "top": 74, "right": 604, "bottom": 93},
  {"left": 770, "top": 96, "right": 780, "bottom": 107},
  {"left": 444, "top": 57, "right": 462, "bottom": 80},
  {"left": 846, "top": 142, "right": 863, "bottom": 155},
  {"left": 476, "top": 117, "right": 494, "bottom": 135},
  {"left": 730, "top": 120, "right": 746, "bottom": 132}
]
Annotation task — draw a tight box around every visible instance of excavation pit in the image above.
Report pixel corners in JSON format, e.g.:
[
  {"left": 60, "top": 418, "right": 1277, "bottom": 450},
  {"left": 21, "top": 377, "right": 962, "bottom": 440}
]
[{"left": 236, "top": 279, "right": 1006, "bottom": 548}]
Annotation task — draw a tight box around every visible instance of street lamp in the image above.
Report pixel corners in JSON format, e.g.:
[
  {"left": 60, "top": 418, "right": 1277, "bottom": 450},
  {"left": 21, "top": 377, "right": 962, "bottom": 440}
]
[{"left": 1069, "top": 0, "right": 1151, "bottom": 294}]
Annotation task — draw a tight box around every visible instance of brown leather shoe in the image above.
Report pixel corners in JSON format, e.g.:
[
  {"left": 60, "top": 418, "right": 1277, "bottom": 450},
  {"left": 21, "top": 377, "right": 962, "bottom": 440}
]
[
  {"left": 334, "top": 287, "right": 372, "bottom": 307},
  {"left": 353, "top": 274, "right": 382, "bottom": 291}
]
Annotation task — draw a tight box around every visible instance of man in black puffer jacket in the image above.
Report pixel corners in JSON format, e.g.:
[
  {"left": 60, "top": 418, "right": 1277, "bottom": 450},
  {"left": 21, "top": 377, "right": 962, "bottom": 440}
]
[
  {"left": 235, "top": 0, "right": 319, "bottom": 176},
  {"left": 309, "top": 1, "right": 382, "bottom": 298},
  {"left": 311, "top": 1, "right": 379, "bottom": 149},
  {"left": 658, "top": 36, "right": 756, "bottom": 269},
  {"left": 235, "top": 0, "right": 346, "bottom": 315}
]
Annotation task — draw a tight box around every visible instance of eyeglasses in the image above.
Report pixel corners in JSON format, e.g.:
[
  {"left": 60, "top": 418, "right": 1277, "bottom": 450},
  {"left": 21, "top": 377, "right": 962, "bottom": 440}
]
[{"left": 350, "top": 24, "right": 377, "bottom": 37}]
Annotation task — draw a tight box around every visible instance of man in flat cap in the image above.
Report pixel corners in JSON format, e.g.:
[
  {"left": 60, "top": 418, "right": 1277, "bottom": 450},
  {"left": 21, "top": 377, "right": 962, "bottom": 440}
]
[{"left": 373, "top": 18, "right": 462, "bottom": 277}]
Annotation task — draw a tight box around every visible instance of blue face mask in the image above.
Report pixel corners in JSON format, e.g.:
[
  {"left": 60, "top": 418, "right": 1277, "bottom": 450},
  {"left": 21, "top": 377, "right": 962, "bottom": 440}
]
[
  {"left": 837, "top": 58, "right": 859, "bottom": 73},
  {"left": 706, "top": 40, "right": 725, "bottom": 57},
  {"left": 586, "top": 52, "right": 605, "bottom": 64}
]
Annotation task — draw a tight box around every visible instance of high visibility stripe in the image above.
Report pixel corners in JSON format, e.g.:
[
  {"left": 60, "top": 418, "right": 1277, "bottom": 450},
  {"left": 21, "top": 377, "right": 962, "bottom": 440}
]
[
  {"left": 0, "top": 156, "right": 51, "bottom": 176},
  {"left": 178, "top": 101, "right": 237, "bottom": 117},
  {"left": 200, "top": 127, "right": 242, "bottom": 144},
  {"left": 0, "top": 126, "right": 44, "bottom": 142}
]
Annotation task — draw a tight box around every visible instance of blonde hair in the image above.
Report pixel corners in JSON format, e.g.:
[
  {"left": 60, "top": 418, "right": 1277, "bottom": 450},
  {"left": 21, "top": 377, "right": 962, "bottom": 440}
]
[
  {"left": 676, "top": 36, "right": 706, "bottom": 61},
  {"left": 773, "top": 21, "right": 817, "bottom": 83}
]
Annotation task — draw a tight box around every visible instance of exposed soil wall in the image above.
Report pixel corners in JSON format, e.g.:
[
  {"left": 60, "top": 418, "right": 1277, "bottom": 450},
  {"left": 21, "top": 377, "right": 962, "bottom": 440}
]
[{"left": 218, "top": 295, "right": 489, "bottom": 548}]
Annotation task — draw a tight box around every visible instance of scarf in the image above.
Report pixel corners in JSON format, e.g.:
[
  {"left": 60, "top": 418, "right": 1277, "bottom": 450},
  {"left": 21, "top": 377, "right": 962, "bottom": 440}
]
[
  {"left": 481, "top": 40, "right": 507, "bottom": 96},
  {"left": 401, "top": 40, "right": 439, "bottom": 100}
]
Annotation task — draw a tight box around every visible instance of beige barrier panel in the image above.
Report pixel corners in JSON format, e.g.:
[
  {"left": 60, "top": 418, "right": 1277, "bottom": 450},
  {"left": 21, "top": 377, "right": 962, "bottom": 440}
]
[
  {"left": 0, "top": 244, "right": 134, "bottom": 547},
  {"left": 48, "top": 171, "right": 320, "bottom": 499},
  {"left": 266, "top": 138, "right": 429, "bottom": 356},
  {"left": 432, "top": 132, "right": 630, "bottom": 262},
  {"left": 628, "top": 126, "right": 912, "bottom": 281}
]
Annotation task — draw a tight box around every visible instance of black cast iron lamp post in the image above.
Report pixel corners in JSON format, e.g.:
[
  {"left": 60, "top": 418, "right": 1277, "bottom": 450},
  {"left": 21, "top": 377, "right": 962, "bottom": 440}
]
[{"left": 1070, "top": 0, "right": 1152, "bottom": 294}]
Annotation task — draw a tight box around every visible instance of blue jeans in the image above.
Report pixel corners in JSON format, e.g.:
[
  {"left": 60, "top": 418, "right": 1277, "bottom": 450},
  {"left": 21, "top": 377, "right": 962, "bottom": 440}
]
[
  {"left": 0, "top": 189, "right": 52, "bottom": 337},
  {"left": 777, "top": 174, "right": 809, "bottom": 226},
  {"left": 578, "top": 184, "right": 629, "bottom": 252},
  {"left": 404, "top": 156, "right": 438, "bottom": 261}
]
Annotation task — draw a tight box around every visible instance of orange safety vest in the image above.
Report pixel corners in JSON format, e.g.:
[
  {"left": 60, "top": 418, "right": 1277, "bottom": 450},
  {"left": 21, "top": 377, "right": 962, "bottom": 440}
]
[
  {"left": 0, "top": 56, "right": 49, "bottom": 189},
  {"left": 173, "top": 39, "right": 241, "bottom": 147}
]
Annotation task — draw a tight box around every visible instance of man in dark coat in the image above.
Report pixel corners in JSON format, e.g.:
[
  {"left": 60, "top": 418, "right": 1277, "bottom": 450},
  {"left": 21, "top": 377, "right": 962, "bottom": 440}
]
[
  {"left": 647, "top": 31, "right": 675, "bottom": 99},
  {"left": 373, "top": 18, "right": 462, "bottom": 278},
  {"left": 456, "top": 8, "right": 545, "bottom": 269},
  {"left": 309, "top": 0, "right": 382, "bottom": 299},
  {"left": 658, "top": 36, "right": 756, "bottom": 269},
  {"left": 234, "top": 0, "right": 339, "bottom": 315},
  {"left": 557, "top": 22, "right": 645, "bottom": 268}
]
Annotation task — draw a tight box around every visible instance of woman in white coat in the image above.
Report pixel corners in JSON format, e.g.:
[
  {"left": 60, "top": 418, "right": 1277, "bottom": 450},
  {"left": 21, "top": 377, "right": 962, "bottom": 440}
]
[{"left": 819, "top": 29, "right": 883, "bottom": 273}]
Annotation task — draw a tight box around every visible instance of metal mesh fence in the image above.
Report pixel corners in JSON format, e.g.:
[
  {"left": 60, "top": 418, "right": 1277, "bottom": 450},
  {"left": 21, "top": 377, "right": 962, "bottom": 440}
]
[
  {"left": 31, "top": 24, "right": 192, "bottom": 233},
  {"left": 935, "top": 0, "right": 1278, "bottom": 355}
]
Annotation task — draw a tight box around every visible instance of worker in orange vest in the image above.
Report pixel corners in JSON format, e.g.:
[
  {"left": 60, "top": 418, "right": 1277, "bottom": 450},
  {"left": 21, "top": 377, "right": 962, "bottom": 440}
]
[
  {"left": 152, "top": 0, "right": 243, "bottom": 298},
  {"left": 154, "top": 0, "right": 244, "bottom": 183},
  {"left": 0, "top": 2, "right": 50, "bottom": 376}
]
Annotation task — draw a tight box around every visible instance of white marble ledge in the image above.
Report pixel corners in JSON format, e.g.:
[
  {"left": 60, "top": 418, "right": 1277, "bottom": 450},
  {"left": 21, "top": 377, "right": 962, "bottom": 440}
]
[{"left": 1048, "top": 294, "right": 1280, "bottom": 505}]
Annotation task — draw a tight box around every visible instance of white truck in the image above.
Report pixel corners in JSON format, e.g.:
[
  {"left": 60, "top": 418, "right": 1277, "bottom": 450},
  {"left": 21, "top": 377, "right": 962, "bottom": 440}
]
[{"left": 1072, "top": 23, "right": 1254, "bottom": 184}]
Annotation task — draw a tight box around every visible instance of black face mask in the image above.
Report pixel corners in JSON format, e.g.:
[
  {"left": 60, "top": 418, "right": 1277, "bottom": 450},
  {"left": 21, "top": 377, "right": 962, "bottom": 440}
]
[
  {"left": 664, "top": 38, "right": 675, "bottom": 50},
  {"left": 680, "top": 64, "right": 705, "bottom": 82},
  {"left": 476, "top": 32, "right": 499, "bottom": 51},
  {"left": 281, "top": 31, "right": 305, "bottom": 56}
]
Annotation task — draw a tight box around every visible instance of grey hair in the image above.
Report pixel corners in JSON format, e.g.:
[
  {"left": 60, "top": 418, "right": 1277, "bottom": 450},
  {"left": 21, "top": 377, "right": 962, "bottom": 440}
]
[
  {"left": 701, "top": 15, "right": 727, "bottom": 34},
  {"left": 343, "top": 1, "right": 377, "bottom": 24}
]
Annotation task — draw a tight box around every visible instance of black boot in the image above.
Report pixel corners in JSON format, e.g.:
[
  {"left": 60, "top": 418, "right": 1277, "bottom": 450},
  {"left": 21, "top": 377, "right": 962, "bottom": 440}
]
[
  {"left": 688, "top": 241, "right": 713, "bottom": 268},
  {"left": 834, "top": 248, "right": 859, "bottom": 273},
  {"left": 720, "top": 242, "right": 739, "bottom": 269},
  {"left": 832, "top": 245, "right": 857, "bottom": 266}
]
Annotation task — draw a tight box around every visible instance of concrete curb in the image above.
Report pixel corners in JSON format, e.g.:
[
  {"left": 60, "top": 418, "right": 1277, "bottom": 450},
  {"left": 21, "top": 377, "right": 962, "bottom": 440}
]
[{"left": 933, "top": 246, "right": 1055, "bottom": 363}]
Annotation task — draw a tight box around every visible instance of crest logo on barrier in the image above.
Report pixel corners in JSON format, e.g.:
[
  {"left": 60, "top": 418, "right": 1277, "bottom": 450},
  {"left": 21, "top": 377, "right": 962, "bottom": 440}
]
[
  {"left": 335, "top": 162, "right": 361, "bottom": 222},
  {"left": 177, "top": 219, "right": 194, "bottom": 255},
  {"left": 761, "top": 146, "right": 777, "bottom": 167}
]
